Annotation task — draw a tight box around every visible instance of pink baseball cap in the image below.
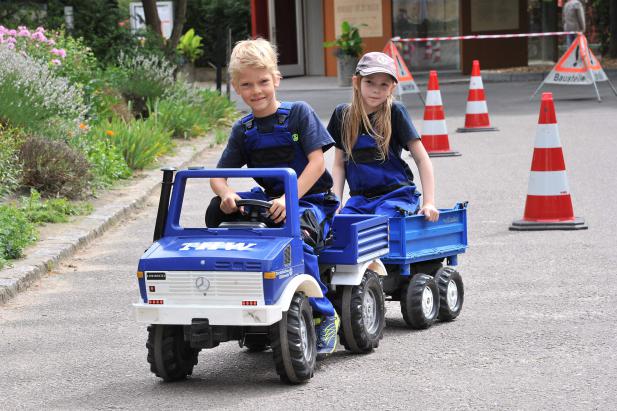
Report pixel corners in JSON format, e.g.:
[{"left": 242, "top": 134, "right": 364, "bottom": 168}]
[{"left": 355, "top": 52, "right": 398, "bottom": 83}]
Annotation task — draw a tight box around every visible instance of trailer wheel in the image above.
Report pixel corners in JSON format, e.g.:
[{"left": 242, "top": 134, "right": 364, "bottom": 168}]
[
  {"left": 239, "top": 334, "right": 270, "bottom": 352},
  {"left": 146, "top": 324, "right": 199, "bottom": 381},
  {"left": 339, "top": 270, "right": 385, "bottom": 353},
  {"left": 400, "top": 273, "right": 440, "bottom": 329},
  {"left": 270, "top": 293, "right": 316, "bottom": 384},
  {"left": 434, "top": 267, "right": 464, "bottom": 321}
]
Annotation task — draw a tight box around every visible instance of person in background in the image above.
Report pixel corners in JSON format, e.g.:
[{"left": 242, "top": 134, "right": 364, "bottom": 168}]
[{"left": 563, "top": 0, "right": 585, "bottom": 46}]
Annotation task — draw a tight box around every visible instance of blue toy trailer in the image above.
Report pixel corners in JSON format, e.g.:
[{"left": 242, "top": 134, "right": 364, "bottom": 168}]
[
  {"left": 380, "top": 203, "right": 468, "bottom": 329},
  {"left": 133, "top": 168, "right": 389, "bottom": 384}
]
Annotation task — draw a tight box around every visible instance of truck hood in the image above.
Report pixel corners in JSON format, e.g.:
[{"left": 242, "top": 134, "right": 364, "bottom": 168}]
[{"left": 138, "top": 236, "right": 292, "bottom": 272}]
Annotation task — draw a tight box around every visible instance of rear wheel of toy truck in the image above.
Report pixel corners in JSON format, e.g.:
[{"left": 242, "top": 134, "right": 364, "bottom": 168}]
[
  {"left": 400, "top": 273, "right": 440, "bottom": 329},
  {"left": 146, "top": 324, "right": 199, "bottom": 382},
  {"left": 270, "top": 293, "right": 316, "bottom": 384},
  {"left": 339, "top": 270, "right": 385, "bottom": 353},
  {"left": 434, "top": 267, "right": 464, "bottom": 321}
]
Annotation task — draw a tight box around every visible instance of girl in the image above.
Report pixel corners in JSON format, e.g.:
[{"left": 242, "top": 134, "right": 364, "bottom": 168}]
[{"left": 328, "top": 52, "right": 439, "bottom": 221}]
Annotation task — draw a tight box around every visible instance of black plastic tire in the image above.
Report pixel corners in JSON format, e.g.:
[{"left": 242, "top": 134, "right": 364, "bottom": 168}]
[
  {"left": 270, "top": 293, "right": 316, "bottom": 384},
  {"left": 339, "top": 270, "right": 386, "bottom": 353},
  {"left": 146, "top": 324, "right": 199, "bottom": 382},
  {"left": 400, "top": 273, "right": 440, "bottom": 329},
  {"left": 434, "top": 267, "right": 464, "bottom": 321},
  {"left": 239, "top": 334, "right": 270, "bottom": 352}
]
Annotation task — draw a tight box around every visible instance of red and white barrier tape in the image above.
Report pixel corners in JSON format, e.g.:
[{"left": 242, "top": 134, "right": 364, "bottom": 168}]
[{"left": 392, "top": 31, "right": 580, "bottom": 43}]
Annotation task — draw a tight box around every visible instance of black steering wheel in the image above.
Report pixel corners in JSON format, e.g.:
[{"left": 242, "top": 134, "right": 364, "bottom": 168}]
[{"left": 235, "top": 199, "right": 274, "bottom": 224}]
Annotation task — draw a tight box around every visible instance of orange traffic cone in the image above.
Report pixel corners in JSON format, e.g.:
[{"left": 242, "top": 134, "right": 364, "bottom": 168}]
[
  {"left": 510, "top": 92, "right": 587, "bottom": 231},
  {"left": 456, "top": 60, "right": 498, "bottom": 133},
  {"left": 421, "top": 70, "right": 460, "bottom": 157}
]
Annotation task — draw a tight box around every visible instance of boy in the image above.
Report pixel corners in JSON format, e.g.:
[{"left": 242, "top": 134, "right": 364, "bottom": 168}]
[{"left": 206, "top": 38, "right": 340, "bottom": 355}]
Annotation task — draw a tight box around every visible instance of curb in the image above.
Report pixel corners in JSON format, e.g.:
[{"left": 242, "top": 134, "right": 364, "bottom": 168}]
[{"left": 0, "top": 135, "right": 217, "bottom": 305}]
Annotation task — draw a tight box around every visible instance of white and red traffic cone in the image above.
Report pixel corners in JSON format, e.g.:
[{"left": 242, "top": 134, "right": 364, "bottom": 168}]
[
  {"left": 456, "top": 60, "right": 498, "bottom": 133},
  {"left": 510, "top": 92, "right": 587, "bottom": 231},
  {"left": 421, "top": 70, "right": 460, "bottom": 157}
]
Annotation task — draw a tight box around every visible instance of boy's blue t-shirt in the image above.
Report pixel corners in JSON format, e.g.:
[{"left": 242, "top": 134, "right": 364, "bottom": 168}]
[
  {"left": 217, "top": 101, "right": 334, "bottom": 192},
  {"left": 326, "top": 100, "right": 420, "bottom": 155}
]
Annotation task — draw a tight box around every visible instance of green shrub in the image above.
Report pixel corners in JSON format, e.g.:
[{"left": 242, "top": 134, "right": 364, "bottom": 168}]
[
  {"left": 0, "top": 125, "right": 25, "bottom": 198},
  {"left": 19, "top": 136, "right": 91, "bottom": 199},
  {"left": 0, "top": 47, "right": 87, "bottom": 139},
  {"left": 72, "top": 130, "right": 132, "bottom": 188},
  {"left": 0, "top": 204, "right": 37, "bottom": 268},
  {"left": 96, "top": 117, "right": 173, "bottom": 169},
  {"left": 150, "top": 98, "right": 205, "bottom": 139},
  {"left": 108, "top": 52, "right": 175, "bottom": 118},
  {"left": 20, "top": 189, "right": 92, "bottom": 224}
]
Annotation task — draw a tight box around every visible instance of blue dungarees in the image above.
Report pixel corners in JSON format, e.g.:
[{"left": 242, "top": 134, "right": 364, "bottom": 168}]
[
  {"left": 237, "top": 102, "right": 338, "bottom": 317},
  {"left": 341, "top": 133, "right": 421, "bottom": 217}
]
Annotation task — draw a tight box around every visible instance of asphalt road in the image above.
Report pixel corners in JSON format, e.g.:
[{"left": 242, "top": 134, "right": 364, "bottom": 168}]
[{"left": 1, "top": 79, "right": 616, "bottom": 410}]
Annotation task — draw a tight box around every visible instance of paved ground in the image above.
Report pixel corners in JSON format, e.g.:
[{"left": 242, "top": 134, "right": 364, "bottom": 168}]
[{"left": 1, "top": 79, "right": 616, "bottom": 410}]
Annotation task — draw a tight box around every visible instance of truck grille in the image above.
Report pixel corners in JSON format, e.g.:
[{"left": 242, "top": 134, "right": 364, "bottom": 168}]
[{"left": 145, "top": 271, "right": 264, "bottom": 305}]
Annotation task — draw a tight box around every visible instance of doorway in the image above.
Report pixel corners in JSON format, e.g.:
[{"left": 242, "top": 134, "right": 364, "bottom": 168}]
[{"left": 268, "top": 0, "right": 305, "bottom": 76}]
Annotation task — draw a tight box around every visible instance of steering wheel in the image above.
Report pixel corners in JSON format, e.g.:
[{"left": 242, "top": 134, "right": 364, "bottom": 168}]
[{"left": 235, "top": 199, "right": 274, "bottom": 224}]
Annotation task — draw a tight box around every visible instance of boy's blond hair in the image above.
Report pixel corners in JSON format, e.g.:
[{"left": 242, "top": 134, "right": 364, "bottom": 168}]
[{"left": 228, "top": 38, "right": 281, "bottom": 84}]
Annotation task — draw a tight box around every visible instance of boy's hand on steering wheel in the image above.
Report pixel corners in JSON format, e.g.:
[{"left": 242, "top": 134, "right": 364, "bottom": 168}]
[
  {"left": 269, "top": 195, "right": 286, "bottom": 224},
  {"left": 220, "top": 192, "right": 242, "bottom": 214},
  {"left": 420, "top": 203, "right": 439, "bottom": 222}
]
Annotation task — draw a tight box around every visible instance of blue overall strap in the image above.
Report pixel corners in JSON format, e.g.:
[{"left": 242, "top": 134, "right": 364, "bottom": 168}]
[{"left": 274, "top": 101, "right": 293, "bottom": 131}]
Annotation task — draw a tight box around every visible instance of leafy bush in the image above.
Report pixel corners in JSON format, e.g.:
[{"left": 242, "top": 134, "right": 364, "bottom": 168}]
[
  {"left": 95, "top": 117, "right": 173, "bottom": 169},
  {"left": 19, "top": 136, "right": 91, "bottom": 199},
  {"left": 177, "top": 28, "right": 204, "bottom": 64},
  {"left": 20, "top": 189, "right": 92, "bottom": 224},
  {"left": 0, "top": 204, "right": 37, "bottom": 268},
  {"left": 0, "top": 125, "right": 24, "bottom": 198},
  {"left": 72, "top": 129, "right": 132, "bottom": 188},
  {"left": 0, "top": 46, "right": 87, "bottom": 139},
  {"left": 150, "top": 97, "right": 205, "bottom": 139},
  {"left": 108, "top": 52, "right": 175, "bottom": 118}
]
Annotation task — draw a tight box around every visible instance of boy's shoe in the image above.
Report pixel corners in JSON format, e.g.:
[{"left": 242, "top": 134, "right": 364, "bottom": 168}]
[{"left": 315, "top": 311, "right": 340, "bottom": 356}]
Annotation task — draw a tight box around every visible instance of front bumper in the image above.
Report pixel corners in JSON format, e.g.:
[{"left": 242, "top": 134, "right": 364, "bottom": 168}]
[{"left": 133, "top": 303, "right": 283, "bottom": 326}]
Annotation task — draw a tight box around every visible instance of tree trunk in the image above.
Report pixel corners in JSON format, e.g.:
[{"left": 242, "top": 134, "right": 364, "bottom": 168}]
[
  {"left": 141, "top": 0, "right": 162, "bottom": 36},
  {"left": 168, "top": 0, "right": 188, "bottom": 50},
  {"left": 610, "top": 0, "right": 617, "bottom": 58}
]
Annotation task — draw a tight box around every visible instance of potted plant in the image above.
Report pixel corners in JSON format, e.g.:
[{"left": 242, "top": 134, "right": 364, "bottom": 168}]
[
  {"left": 324, "top": 21, "right": 364, "bottom": 87},
  {"left": 176, "top": 28, "right": 204, "bottom": 82}
]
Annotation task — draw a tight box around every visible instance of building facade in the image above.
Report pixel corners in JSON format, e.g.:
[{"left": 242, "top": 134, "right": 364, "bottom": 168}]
[{"left": 251, "top": 0, "right": 578, "bottom": 77}]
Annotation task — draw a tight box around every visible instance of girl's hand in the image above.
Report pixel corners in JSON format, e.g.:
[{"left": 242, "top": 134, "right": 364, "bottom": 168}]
[
  {"left": 419, "top": 203, "right": 439, "bottom": 222},
  {"left": 269, "top": 195, "right": 286, "bottom": 224},
  {"left": 220, "top": 192, "right": 242, "bottom": 214}
]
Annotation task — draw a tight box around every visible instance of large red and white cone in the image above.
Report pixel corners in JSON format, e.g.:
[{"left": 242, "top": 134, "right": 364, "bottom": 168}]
[
  {"left": 421, "top": 70, "right": 460, "bottom": 157},
  {"left": 456, "top": 60, "right": 498, "bottom": 133},
  {"left": 510, "top": 92, "right": 587, "bottom": 231}
]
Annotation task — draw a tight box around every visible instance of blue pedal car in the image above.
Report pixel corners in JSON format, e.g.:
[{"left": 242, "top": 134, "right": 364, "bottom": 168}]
[{"left": 133, "top": 168, "right": 389, "bottom": 384}]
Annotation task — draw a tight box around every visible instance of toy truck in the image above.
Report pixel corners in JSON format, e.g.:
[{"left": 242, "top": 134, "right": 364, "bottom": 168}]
[
  {"left": 133, "top": 167, "right": 389, "bottom": 384},
  {"left": 380, "top": 203, "right": 468, "bottom": 329}
]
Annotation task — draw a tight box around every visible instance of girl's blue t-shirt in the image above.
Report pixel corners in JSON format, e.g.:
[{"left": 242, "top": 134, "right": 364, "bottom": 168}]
[{"left": 326, "top": 100, "right": 420, "bottom": 155}]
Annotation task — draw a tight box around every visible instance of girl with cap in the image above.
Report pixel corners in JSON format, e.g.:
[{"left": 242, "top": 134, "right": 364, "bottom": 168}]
[{"left": 327, "top": 52, "right": 439, "bottom": 220}]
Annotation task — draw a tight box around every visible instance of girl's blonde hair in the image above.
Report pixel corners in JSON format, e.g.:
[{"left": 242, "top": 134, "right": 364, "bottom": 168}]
[
  {"left": 341, "top": 76, "right": 394, "bottom": 161},
  {"left": 228, "top": 38, "right": 282, "bottom": 84}
]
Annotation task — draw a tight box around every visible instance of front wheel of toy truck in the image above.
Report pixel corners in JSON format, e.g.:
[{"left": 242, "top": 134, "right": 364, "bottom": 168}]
[
  {"left": 270, "top": 293, "right": 316, "bottom": 384},
  {"left": 146, "top": 324, "right": 199, "bottom": 382},
  {"left": 338, "top": 270, "right": 386, "bottom": 353},
  {"left": 401, "top": 273, "right": 440, "bottom": 329},
  {"left": 434, "top": 267, "right": 464, "bottom": 321}
]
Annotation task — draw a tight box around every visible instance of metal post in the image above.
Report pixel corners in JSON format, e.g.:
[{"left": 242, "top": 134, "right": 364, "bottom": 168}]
[{"left": 153, "top": 167, "right": 176, "bottom": 241}]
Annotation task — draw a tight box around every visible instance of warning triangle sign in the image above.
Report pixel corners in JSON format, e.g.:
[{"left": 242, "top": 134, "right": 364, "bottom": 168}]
[
  {"left": 544, "top": 34, "right": 607, "bottom": 84},
  {"left": 531, "top": 34, "right": 617, "bottom": 101},
  {"left": 383, "top": 41, "right": 421, "bottom": 95}
]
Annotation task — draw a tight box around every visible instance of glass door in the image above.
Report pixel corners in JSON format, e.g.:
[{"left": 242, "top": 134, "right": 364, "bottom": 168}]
[{"left": 268, "top": 0, "right": 305, "bottom": 76}]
